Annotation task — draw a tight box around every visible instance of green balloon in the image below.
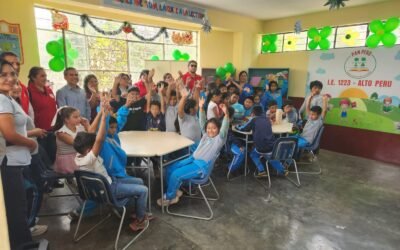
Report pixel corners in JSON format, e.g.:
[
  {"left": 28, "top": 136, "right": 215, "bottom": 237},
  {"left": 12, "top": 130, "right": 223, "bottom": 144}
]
[
  {"left": 150, "top": 55, "right": 160, "bottom": 61},
  {"left": 172, "top": 49, "right": 181, "bottom": 60},
  {"left": 308, "top": 40, "right": 318, "bottom": 50},
  {"left": 319, "top": 39, "right": 330, "bottom": 50},
  {"left": 268, "top": 34, "right": 278, "bottom": 42},
  {"left": 269, "top": 43, "right": 277, "bottom": 53},
  {"left": 320, "top": 26, "right": 332, "bottom": 38},
  {"left": 262, "top": 35, "right": 270, "bottom": 42},
  {"left": 366, "top": 34, "right": 381, "bottom": 48},
  {"left": 181, "top": 53, "right": 190, "bottom": 61},
  {"left": 58, "top": 38, "right": 71, "bottom": 50},
  {"left": 307, "top": 28, "right": 319, "bottom": 39},
  {"left": 369, "top": 20, "right": 384, "bottom": 33},
  {"left": 49, "top": 57, "right": 65, "bottom": 72},
  {"left": 216, "top": 67, "right": 226, "bottom": 78},
  {"left": 224, "top": 63, "right": 235, "bottom": 73},
  {"left": 384, "top": 17, "right": 400, "bottom": 32},
  {"left": 68, "top": 49, "right": 79, "bottom": 59},
  {"left": 46, "top": 41, "right": 62, "bottom": 56},
  {"left": 381, "top": 33, "right": 397, "bottom": 47}
]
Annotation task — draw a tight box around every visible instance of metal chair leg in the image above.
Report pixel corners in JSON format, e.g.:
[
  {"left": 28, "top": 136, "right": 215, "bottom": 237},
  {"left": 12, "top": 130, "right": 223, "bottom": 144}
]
[
  {"left": 297, "top": 151, "right": 322, "bottom": 175},
  {"left": 286, "top": 160, "right": 301, "bottom": 187},
  {"left": 73, "top": 201, "right": 112, "bottom": 242}
]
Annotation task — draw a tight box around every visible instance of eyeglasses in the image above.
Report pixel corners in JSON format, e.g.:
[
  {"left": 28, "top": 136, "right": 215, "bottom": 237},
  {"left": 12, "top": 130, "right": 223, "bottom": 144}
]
[{"left": 190, "top": 65, "right": 197, "bottom": 68}]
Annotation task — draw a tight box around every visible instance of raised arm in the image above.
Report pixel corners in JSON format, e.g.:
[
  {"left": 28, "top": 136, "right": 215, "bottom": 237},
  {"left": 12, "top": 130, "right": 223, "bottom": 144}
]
[
  {"left": 192, "top": 79, "right": 203, "bottom": 113},
  {"left": 92, "top": 106, "right": 107, "bottom": 156},
  {"left": 158, "top": 84, "right": 165, "bottom": 114},
  {"left": 116, "top": 93, "right": 133, "bottom": 131},
  {"left": 228, "top": 77, "right": 243, "bottom": 92},
  {"left": 177, "top": 78, "right": 188, "bottom": 119},
  {"left": 219, "top": 104, "right": 230, "bottom": 139},
  {"left": 111, "top": 74, "right": 122, "bottom": 102},
  {"left": 198, "top": 96, "right": 207, "bottom": 133},
  {"left": 305, "top": 95, "right": 313, "bottom": 117}
]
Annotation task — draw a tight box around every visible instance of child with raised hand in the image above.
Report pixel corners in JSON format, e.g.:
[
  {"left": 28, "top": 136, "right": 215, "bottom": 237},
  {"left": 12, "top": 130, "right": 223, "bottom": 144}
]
[
  {"left": 206, "top": 88, "right": 223, "bottom": 119},
  {"left": 299, "top": 80, "right": 327, "bottom": 120},
  {"left": 165, "top": 80, "right": 178, "bottom": 132},
  {"left": 261, "top": 80, "right": 283, "bottom": 110},
  {"left": 73, "top": 102, "right": 150, "bottom": 232},
  {"left": 158, "top": 97, "right": 230, "bottom": 206},
  {"left": 266, "top": 100, "right": 283, "bottom": 125},
  {"left": 145, "top": 69, "right": 166, "bottom": 131},
  {"left": 282, "top": 100, "right": 299, "bottom": 124}
]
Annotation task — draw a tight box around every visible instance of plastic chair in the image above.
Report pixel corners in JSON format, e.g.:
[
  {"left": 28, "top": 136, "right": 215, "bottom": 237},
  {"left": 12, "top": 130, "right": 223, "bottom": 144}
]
[
  {"left": 166, "top": 154, "right": 220, "bottom": 220},
  {"left": 73, "top": 170, "right": 149, "bottom": 250},
  {"left": 297, "top": 126, "right": 324, "bottom": 175},
  {"left": 255, "top": 137, "right": 300, "bottom": 188}
]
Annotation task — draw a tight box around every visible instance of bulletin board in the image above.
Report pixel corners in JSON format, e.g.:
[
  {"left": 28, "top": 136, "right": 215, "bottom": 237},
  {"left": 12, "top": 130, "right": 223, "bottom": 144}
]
[
  {"left": 144, "top": 60, "right": 188, "bottom": 81},
  {"left": 0, "top": 20, "right": 24, "bottom": 63},
  {"left": 248, "top": 68, "right": 289, "bottom": 97}
]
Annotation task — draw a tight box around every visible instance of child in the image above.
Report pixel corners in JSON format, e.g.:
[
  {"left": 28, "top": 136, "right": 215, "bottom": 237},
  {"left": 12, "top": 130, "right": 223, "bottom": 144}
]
[
  {"left": 221, "top": 92, "right": 230, "bottom": 109},
  {"left": 235, "top": 106, "right": 280, "bottom": 177},
  {"left": 218, "top": 84, "right": 228, "bottom": 94},
  {"left": 52, "top": 107, "right": 101, "bottom": 174},
  {"left": 73, "top": 106, "right": 149, "bottom": 231},
  {"left": 254, "top": 95, "right": 262, "bottom": 107},
  {"left": 206, "top": 88, "right": 223, "bottom": 119},
  {"left": 266, "top": 100, "right": 283, "bottom": 125},
  {"left": 145, "top": 81, "right": 165, "bottom": 131},
  {"left": 261, "top": 80, "right": 283, "bottom": 110},
  {"left": 226, "top": 107, "right": 246, "bottom": 176},
  {"left": 243, "top": 96, "right": 254, "bottom": 117},
  {"left": 118, "top": 87, "right": 147, "bottom": 131},
  {"left": 229, "top": 90, "right": 245, "bottom": 121},
  {"left": 299, "top": 80, "right": 327, "bottom": 120},
  {"left": 165, "top": 81, "right": 178, "bottom": 132},
  {"left": 157, "top": 99, "right": 230, "bottom": 206},
  {"left": 282, "top": 100, "right": 298, "bottom": 124},
  {"left": 296, "top": 106, "right": 323, "bottom": 149}
]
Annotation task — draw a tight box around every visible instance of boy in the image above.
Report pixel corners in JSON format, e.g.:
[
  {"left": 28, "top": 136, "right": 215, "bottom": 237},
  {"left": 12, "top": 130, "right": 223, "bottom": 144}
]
[
  {"left": 299, "top": 80, "right": 327, "bottom": 120},
  {"left": 296, "top": 106, "right": 323, "bottom": 149},
  {"left": 282, "top": 100, "right": 298, "bottom": 124},
  {"left": 236, "top": 106, "right": 278, "bottom": 177},
  {"left": 165, "top": 81, "right": 178, "bottom": 132},
  {"left": 145, "top": 81, "right": 166, "bottom": 131},
  {"left": 73, "top": 106, "right": 149, "bottom": 231},
  {"left": 229, "top": 90, "right": 245, "bottom": 122},
  {"left": 218, "top": 84, "right": 228, "bottom": 94},
  {"left": 266, "top": 100, "right": 282, "bottom": 124},
  {"left": 243, "top": 96, "right": 254, "bottom": 117},
  {"left": 119, "top": 87, "right": 146, "bottom": 131}
]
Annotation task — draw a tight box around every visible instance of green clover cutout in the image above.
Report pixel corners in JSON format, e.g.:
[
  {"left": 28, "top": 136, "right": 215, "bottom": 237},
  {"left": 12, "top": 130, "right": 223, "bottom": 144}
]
[
  {"left": 307, "top": 26, "right": 332, "bottom": 50},
  {"left": 261, "top": 34, "right": 278, "bottom": 53},
  {"left": 366, "top": 17, "right": 399, "bottom": 48}
]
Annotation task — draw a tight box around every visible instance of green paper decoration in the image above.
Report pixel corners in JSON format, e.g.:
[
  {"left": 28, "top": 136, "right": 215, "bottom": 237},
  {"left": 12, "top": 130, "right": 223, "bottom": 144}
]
[
  {"left": 46, "top": 38, "right": 79, "bottom": 72},
  {"left": 261, "top": 34, "right": 278, "bottom": 53},
  {"left": 150, "top": 55, "right": 160, "bottom": 61},
  {"left": 307, "top": 26, "right": 332, "bottom": 50},
  {"left": 366, "top": 17, "right": 399, "bottom": 48},
  {"left": 215, "top": 62, "right": 236, "bottom": 80},
  {"left": 172, "top": 49, "right": 190, "bottom": 61}
]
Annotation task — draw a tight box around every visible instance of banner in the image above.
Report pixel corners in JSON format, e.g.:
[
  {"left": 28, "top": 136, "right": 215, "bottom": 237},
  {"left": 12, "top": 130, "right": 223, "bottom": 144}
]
[
  {"left": 307, "top": 46, "right": 400, "bottom": 134},
  {"left": 102, "top": 0, "right": 206, "bottom": 24},
  {"left": 0, "top": 20, "right": 24, "bottom": 63}
]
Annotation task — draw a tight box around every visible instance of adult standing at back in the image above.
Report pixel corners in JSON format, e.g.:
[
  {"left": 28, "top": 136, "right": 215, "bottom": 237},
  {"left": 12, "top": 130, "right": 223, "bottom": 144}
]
[
  {"left": 0, "top": 52, "right": 33, "bottom": 118},
  {"left": 181, "top": 60, "right": 202, "bottom": 91},
  {"left": 56, "top": 67, "right": 91, "bottom": 120}
]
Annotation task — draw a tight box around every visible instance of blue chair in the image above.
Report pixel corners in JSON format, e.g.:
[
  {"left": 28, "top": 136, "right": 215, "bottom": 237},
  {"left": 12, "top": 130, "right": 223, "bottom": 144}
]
[
  {"left": 297, "top": 126, "right": 324, "bottom": 175},
  {"left": 166, "top": 154, "right": 220, "bottom": 220},
  {"left": 255, "top": 137, "right": 300, "bottom": 188},
  {"left": 73, "top": 170, "right": 149, "bottom": 250}
]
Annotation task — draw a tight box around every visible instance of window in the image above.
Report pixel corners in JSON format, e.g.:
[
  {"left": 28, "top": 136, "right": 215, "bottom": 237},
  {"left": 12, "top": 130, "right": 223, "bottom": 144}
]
[
  {"left": 283, "top": 32, "right": 308, "bottom": 52},
  {"left": 335, "top": 25, "right": 368, "bottom": 48},
  {"left": 34, "top": 7, "right": 198, "bottom": 90}
]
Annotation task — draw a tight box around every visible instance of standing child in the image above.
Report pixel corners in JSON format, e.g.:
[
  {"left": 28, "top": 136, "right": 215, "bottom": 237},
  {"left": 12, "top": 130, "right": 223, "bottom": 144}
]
[
  {"left": 157, "top": 98, "right": 230, "bottom": 206},
  {"left": 73, "top": 105, "right": 150, "bottom": 231},
  {"left": 299, "top": 80, "right": 327, "bottom": 120},
  {"left": 261, "top": 80, "right": 283, "bottom": 110},
  {"left": 243, "top": 96, "right": 254, "bottom": 118},
  {"left": 206, "top": 88, "right": 223, "bottom": 120},
  {"left": 165, "top": 81, "right": 178, "bottom": 132},
  {"left": 145, "top": 78, "right": 165, "bottom": 131}
]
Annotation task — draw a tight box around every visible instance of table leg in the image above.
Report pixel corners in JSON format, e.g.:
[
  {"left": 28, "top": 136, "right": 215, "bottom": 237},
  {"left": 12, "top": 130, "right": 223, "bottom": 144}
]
[
  {"left": 160, "top": 155, "right": 164, "bottom": 213},
  {"left": 147, "top": 157, "right": 152, "bottom": 215},
  {"left": 244, "top": 134, "right": 248, "bottom": 176}
]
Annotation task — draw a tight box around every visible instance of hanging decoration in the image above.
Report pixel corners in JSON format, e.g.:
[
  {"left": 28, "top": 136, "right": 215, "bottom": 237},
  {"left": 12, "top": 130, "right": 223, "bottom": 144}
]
[
  {"left": 80, "top": 14, "right": 168, "bottom": 41},
  {"left": 150, "top": 55, "right": 160, "bottom": 61},
  {"left": 294, "top": 20, "right": 302, "bottom": 34},
  {"left": 171, "top": 31, "right": 193, "bottom": 45},
  {"left": 284, "top": 35, "right": 298, "bottom": 50},
  {"left": 52, "top": 10, "right": 69, "bottom": 30},
  {"left": 46, "top": 38, "right": 79, "bottom": 72},
  {"left": 324, "top": 0, "right": 349, "bottom": 10},
  {"left": 261, "top": 34, "right": 278, "bottom": 53},
  {"left": 341, "top": 29, "right": 360, "bottom": 46},
  {"left": 202, "top": 17, "right": 212, "bottom": 33},
  {"left": 307, "top": 26, "right": 332, "bottom": 50},
  {"left": 366, "top": 17, "right": 399, "bottom": 48},
  {"left": 215, "top": 62, "right": 236, "bottom": 80},
  {"left": 172, "top": 49, "right": 190, "bottom": 61}
]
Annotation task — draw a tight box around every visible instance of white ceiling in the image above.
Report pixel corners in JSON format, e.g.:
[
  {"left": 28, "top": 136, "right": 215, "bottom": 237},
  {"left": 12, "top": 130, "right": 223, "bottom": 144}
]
[{"left": 174, "top": 0, "right": 389, "bottom": 20}]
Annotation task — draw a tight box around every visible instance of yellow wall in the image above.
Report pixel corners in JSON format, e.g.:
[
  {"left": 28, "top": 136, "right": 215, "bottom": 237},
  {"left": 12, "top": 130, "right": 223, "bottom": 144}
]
[{"left": 257, "top": 0, "right": 400, "bottom": 97}]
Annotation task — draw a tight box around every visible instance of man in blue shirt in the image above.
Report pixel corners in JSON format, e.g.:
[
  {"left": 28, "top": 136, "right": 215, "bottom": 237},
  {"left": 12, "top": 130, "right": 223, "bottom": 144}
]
[{"left": 56, "top": 67, "right": 91, "bottom": 119}]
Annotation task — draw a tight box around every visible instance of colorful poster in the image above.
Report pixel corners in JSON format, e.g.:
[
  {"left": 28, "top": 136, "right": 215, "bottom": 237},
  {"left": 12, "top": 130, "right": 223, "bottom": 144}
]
[
  {"left": 102, "top": 0, "right": 206, "bottom": 24},
  {"left": 0, "top": 20, "right": 24, "bottom": 63},
  {"left": 307, "top": 46, "right": 400, "bottom": 134}
]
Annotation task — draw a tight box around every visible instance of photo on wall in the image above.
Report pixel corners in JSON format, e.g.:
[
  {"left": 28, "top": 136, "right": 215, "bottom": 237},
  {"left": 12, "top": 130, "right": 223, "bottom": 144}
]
[{"left": 248, "top": 68, "right": 289, "bottom": 98}]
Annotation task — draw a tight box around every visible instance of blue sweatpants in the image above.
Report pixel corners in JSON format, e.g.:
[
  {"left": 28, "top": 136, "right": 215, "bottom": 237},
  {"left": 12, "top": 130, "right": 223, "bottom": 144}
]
[
  {"left": 165, "top": 156, "right": 207, "bottom": 200},
  {"left": 249, "top": 148, "right": 285, "bottom": 174},
  {"left": 228, "top": 144, "right": 245, "bottom": 172}
]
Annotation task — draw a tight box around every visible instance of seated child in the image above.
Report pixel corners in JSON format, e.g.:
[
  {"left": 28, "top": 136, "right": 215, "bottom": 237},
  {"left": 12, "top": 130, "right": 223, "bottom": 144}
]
[
  {"left": 227, "top": 83, "right": 239, "bottom": 95},
  {"left": 282, "top": 100, "right": 299, "bottom": 124},
  {"left": 295, "top": 106, "right": 323, "bottom": 149},
  {"left": 145, "top": 81, "right": 165, "bottom": 131},
  {"left": 261, "top": 80, "right": 283, "bottom": 110},
  {"left": 266, "top": 100, "right": 283, "bottom": 125},
  {"left": 229, "top": 90, "right": 245, "bottom": 121},
  {"left": 236, "top": 106, "right": 285, "bottom": 177},
  {"left": 218, "top": 84, "right": 228, "bottom": 94},
  {"left": 73, "top": 106, "right": 149, "bottom": 231},
  {"left": 226, "top": 107, "right": 246, "bottom": 175},
  {"left": 157, "top": 99, "right": 230, "bottom": 206},
  {"left": 243, "top": 96, "right": 254, "bottom": 117},
  {"left": 254, "top": 95, "right": 262, "bottom": 108},
  {"left": 165, "top": 82, "right": 178, "bottom": 132}
]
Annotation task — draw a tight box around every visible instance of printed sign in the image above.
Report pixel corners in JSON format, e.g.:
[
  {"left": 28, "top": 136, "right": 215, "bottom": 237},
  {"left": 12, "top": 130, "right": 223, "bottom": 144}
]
[
  {"left": 0, "top": 20, "right": 24, "bottom": 63},
  {"left": 307, "top": 46, "right": 400, "bottom": 134}
]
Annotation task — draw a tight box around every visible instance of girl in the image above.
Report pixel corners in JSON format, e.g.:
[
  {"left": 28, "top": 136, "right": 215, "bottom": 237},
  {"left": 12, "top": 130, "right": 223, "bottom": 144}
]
[
  {"left": 261, "top": 81, "right": 283, "bottom": 110},
  {"left": 157, "top": 98, "right": 230, "bottom": 206},
  {"left": 134, "top": 70, "right": 149, "bottom": 98},
  {"left": 52, "top": 106, "right": 101, "bottom": 174},
  {"left": 206, "top": 88, "right": 222, "bottom": 119},
  {"left": 0, "top": 60, "right": 37, "bottom": 249},
  {"left": 83, "top": 74, "right": 101, "bottom": 122},
  {"left": 237, "top": 71, "right": 254, "bottom": 104},
  {"left": 111, "top": 73, "right": 131, "bottom": 110}
]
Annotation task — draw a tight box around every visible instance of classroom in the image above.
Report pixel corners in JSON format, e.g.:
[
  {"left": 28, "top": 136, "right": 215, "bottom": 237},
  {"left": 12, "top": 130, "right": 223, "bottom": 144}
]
[{"left": 0, "top": 0, "right": 399, "bottom": 249}]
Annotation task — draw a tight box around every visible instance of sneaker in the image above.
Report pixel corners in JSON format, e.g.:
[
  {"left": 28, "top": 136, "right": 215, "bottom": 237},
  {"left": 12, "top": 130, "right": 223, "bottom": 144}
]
[
  {"left": 30, "top": 225, "right": 48, "bottom": 237},
  {"left": 131, "top": 213, "right": 155, "bottom": 221},
  {"left": 256, "top": 171, "right": 268, "bottom": 178},
  {"left": 156, "top": 195, "right": 179, "bottom": 207},
  {"left": 129, "top": 219, "right": 147, "bottom": 232}
]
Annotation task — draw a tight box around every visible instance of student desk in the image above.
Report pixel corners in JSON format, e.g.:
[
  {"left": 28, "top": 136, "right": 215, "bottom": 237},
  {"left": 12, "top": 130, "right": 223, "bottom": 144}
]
[
  {"left": 232, "top": 122, "right": 293, "bottom": 176},
  {"left": 119, "top": 131, "right": 194, "bottom": 213}
]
